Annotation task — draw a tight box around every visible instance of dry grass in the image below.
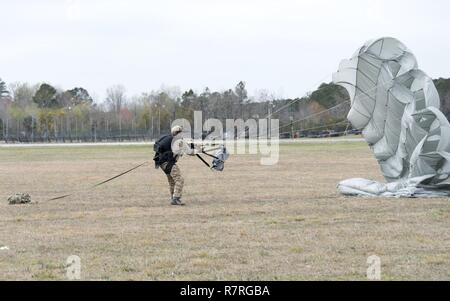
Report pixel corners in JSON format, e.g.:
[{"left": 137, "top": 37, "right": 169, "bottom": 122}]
[{"left": 0, "top": 141, "right": 449, "bottom": 280}]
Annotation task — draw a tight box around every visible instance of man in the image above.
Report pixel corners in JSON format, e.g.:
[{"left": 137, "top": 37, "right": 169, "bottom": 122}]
[{"left": 153, "top": 126, "right": 196, "bottom": 206}]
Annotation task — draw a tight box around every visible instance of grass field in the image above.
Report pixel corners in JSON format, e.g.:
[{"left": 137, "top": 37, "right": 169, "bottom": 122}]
[{"left": 1, "top": 141, "right": 449, "bottom": 280}]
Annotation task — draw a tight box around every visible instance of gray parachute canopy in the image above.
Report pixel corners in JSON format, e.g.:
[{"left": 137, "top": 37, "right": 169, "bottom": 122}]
[{"left": 333, "top": 37, "right": 450, "bottom": 197}]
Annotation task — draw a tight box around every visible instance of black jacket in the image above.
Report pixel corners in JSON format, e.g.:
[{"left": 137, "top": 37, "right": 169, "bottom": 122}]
[
  {"left": 157, "top": 134, "right": 174, "bottom": 156},
  {"left": 153, "top": 134, "right": 177, "bottom": 169}
]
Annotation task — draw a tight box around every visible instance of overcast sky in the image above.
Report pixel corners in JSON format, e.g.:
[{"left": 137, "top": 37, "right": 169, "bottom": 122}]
[{"left": 1, "top": 0, "right": 449, "bottom": 101}]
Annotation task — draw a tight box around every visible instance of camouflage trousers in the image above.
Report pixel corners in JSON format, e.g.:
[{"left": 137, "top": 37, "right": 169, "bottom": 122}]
[{"left": 161, "top": 162, "right": 184, "bottom": 198}]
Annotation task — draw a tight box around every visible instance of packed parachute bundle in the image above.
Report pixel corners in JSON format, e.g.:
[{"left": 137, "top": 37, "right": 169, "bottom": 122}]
[
  {"left": 8, "top": 193, "right": 32, "bottom": 205},
  {"left": 333, "top": 37, "right": 450, "bottom": 197}
]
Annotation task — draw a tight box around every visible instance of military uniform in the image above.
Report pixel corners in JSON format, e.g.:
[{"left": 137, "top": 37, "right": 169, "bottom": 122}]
[
  {"left": 154, "top": 128, "right": 195, "bottom": 205},
  {"left": 161, "top": 162, "right": 184, "bottom": 199}
]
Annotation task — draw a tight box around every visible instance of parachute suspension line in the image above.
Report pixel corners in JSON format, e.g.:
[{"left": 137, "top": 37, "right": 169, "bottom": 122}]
[
  {"left": 278, "top": 120, "right": 349, "bottom": 136},
  {"left": 266, "top": 73, "right": 333, "bottom": 119},
  {"left": 93, "top": 161, "right": 149, "bottom": 187},
  {"left": 46, "top": 161, "right": 149, "bottom": 201},
  {"left": 234, "top": 72, "right": 333, "bottom": 139},
  {"left": 344, "top": 122, "right": 351, "bottom": 136},
  {"left": 274, "top": 101, "right": 350, "bottom": 132},
  {"left": 201, "top": 151, "right": 220, "bottom": 160},
  {"left": 237, "top": 72, "right": 387, "bottom": 139},
  {"left": 230, "top": 70, "right": 395, "bottom": 141},
  {"left": 268, "top": 76, "right": 399, "bottom": 137},
  {"left": 195, "top": 154, "right": 211, "bottom": 168},
  {"left": 202, "top": 146, "right": 222, "bottom": 153},
  {"left": 191, "top": 144, "right": 227, "bottom": 170}
]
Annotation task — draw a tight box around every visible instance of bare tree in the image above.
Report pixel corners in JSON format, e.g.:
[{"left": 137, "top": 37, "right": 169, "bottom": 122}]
[
  {"left": 0, "top": 78, "right": 10, "bottom": 138},
  {"left": 8, "top": 82, "right": 37, "bottom": 108},
  {"left": 106, "top": 85, "right": 127, "bottom": 136},
  {"left": 106, "top": 85, "right": 126, "bottom": 113}
]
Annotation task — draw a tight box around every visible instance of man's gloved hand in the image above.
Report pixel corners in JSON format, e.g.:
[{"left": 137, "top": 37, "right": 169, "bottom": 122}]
[
  {"left": 173, "top": 139, "right": 200, "bottom": 156},
  {"left": 187, "top": 143, "right": 201, "bottom": 156}
]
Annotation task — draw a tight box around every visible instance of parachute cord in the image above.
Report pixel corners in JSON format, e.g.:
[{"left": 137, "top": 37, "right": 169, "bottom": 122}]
[
  {"left": 277, "top": 120, "right": 349, "bottom": 136},
  {"left": 46, "top": 161, "right": 149, "bottom": 202},
  {"left": 264, "top": 76, "right": 397, "bottom": 137},
  {"left": 234, "top": 72, "right": 333, "bottom": 139},
  {"left": 273, "top": 101, "right": 351, "bottom": 133},
  {"left": 267, "top": 73, "right": 333, "bottom": 119},
  {"left": 344, "top": 122, "right": 351, "bottom": 136}
]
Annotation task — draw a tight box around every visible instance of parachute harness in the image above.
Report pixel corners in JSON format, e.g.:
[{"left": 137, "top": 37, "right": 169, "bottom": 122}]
[{"left": 191, "top": 143, "right": 230, "bottom": 172}]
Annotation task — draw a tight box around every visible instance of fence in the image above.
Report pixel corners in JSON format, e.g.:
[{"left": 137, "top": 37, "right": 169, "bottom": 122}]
[{"left": 0, "top": 130, "right": 158, "bottom": 144}]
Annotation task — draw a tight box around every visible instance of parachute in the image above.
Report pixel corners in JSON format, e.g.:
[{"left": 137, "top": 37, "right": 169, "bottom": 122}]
[{"left": 333, "top": 37, "right": 450, "bottom": 197}]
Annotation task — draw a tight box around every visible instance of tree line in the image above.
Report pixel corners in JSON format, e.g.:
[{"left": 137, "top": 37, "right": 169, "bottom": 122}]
[
  {"left": 0, "top": 78, "right": 353, "bottom": 142},
  {"left": 1, "top": 76, "right": 449, "bottom": 143}
]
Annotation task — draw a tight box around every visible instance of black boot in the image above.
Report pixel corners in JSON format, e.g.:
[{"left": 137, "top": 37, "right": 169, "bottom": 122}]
[{"left": 171, "top": 197, "right": 185, "bottom": 206}]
